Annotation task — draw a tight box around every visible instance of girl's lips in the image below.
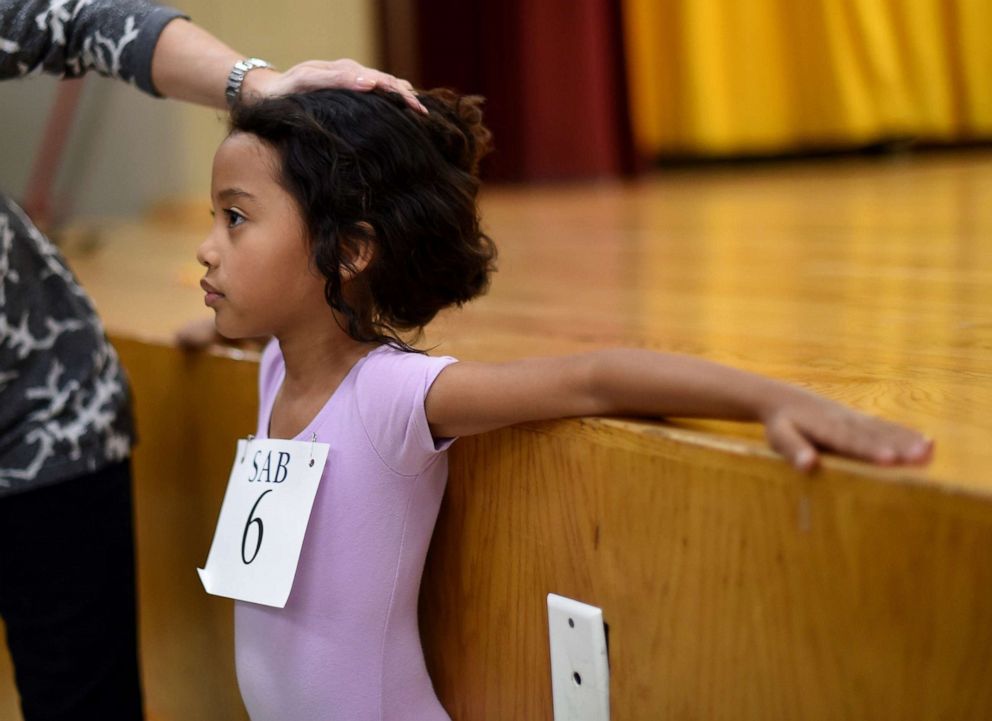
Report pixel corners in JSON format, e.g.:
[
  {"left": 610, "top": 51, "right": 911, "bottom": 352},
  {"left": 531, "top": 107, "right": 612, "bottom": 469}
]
[{"left": 200, "top": 278, "right": 225, "bottom": 307}]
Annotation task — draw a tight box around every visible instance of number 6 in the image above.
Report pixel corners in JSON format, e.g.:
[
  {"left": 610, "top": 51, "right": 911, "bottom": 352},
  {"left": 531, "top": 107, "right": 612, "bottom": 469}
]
[{"left": 242, "top": 490, "right": 272, "bottom": 565}]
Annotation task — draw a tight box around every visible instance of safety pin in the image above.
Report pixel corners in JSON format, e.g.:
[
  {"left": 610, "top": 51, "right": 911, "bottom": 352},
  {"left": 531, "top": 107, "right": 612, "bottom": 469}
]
[
  {"left": 240, "top": 434, "right": 255, "bottom": 463},
  {"left": 308, "top": 433, "right": 317, "bottom": 467}
]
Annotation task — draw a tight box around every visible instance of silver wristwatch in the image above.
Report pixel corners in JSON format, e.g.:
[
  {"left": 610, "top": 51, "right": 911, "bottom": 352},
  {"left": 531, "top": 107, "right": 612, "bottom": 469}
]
[{"left": 225, "top": 57, "right": 273, "bottom": 107}]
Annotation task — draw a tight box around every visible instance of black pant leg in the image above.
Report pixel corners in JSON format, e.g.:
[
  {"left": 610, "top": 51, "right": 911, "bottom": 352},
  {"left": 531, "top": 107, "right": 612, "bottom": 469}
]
[{"left": 0, "top": 460, "right": 144, "bottom": 721}]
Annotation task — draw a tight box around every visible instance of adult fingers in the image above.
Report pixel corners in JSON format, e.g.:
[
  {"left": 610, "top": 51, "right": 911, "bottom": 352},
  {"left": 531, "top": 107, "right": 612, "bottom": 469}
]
[
  {"left": 276, "top": 60, "right": 426, "bottom": 113},
  {"left": 354, "top": 71, "right": 426, "bottom": 113}
]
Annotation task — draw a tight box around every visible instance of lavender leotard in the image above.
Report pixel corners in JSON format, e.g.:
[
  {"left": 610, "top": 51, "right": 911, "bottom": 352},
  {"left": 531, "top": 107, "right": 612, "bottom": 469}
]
[{"left": 235, "top": 340, "right": 456, "bottom": 720}]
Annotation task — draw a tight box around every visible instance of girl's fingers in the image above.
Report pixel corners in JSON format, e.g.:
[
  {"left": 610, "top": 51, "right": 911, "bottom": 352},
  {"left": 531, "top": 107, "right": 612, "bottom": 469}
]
[
  {"left": 907, "top": 436, "right": 935, "bottom": 463},
  {"left": 795, "top": 406, "right": 935, "bottom": 467},
  {"left": 766, "top": 415, "right": 819, "bottom": 472},
  {"left": 864, "top": 424, "right": 933, "bottom": 465},
  {"left": 175, "top": 317, "right": 217, "bottom": 349},
  {"left": 808, "top": 412, "right": 889, "bottom": 464},
  {"left": 858, "top": 422, "right": 909, "bottom": 464}
]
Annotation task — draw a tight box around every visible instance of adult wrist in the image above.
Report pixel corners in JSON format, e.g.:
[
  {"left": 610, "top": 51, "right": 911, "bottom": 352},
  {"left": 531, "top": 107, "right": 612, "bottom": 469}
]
[
  {"left": 238, "top": 66, "right": 280, "bottom": 102},
  {"left": 225, "top": 57, "right": 274, "bottom": 107}
]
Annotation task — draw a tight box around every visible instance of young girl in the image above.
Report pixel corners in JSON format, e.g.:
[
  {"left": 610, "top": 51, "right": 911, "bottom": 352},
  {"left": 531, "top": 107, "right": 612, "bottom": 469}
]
[{"left": 195, "top": 88, "right": 932, "bottom": 720}]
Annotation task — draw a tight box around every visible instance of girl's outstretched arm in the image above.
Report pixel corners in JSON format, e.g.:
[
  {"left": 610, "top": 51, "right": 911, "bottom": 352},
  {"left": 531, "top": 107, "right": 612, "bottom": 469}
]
[{"left": 424, "top": 349, "right": 933, "bottom": 472}]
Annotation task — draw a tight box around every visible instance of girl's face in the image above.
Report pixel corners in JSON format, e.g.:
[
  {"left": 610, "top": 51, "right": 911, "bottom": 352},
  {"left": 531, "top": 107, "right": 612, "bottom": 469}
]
[{"left": 197, "top": 133, "right": 329, "bottom": 340}]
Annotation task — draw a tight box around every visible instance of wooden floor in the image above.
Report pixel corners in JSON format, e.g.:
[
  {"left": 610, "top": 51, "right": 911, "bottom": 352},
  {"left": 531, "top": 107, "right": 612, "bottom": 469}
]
[
  {"left": 1, "top": 150, "right": 991, "bottom": 719},
  {"left": 68, "top": 149, "right": 992, "bottom": 490}
]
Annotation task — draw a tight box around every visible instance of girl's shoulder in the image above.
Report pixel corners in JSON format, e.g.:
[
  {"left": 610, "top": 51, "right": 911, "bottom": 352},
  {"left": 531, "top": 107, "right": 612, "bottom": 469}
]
[
  {"left": 353, "top": 346, "right": 458, "bottom": 475},
  {"left": 354, "top": 345, "right": 457, "bottom": 395},
  {"left": 354, "top": 346, "right": 456, "bottom": 406},
  {"left": 363, "top": 343, "right": 455, "bottom": 375}
]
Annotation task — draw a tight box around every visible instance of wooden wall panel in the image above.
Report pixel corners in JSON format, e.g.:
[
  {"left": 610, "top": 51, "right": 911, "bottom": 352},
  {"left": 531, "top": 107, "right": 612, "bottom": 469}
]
[
  {"left": 424, "top": 419, "right": 992, "bottom": 720},
  {"left": 111, "top": 341, "right": 992, "bottom": 720},
  {"left": 120, "top": 339, "right": 258, "bottom": 721},
  {"left": 5, "top": 338, "right": 992, "bottom": 720}
]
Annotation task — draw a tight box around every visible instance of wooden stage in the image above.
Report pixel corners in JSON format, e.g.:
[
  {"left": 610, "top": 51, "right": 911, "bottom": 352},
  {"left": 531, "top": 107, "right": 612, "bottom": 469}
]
[{"left": 1, "top": 151, "right": 991, "bottom": 719}]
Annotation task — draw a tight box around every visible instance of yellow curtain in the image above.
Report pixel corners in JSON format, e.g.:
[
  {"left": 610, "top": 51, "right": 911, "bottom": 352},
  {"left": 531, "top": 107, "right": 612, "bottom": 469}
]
[{"left": 623, "top": 0, "right": 992, "bottom": 157}]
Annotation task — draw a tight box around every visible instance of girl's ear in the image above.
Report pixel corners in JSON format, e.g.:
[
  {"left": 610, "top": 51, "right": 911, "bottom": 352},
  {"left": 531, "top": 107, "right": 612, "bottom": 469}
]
[{"left": 340, "top": 222, "right": 376, "bottom": 282}]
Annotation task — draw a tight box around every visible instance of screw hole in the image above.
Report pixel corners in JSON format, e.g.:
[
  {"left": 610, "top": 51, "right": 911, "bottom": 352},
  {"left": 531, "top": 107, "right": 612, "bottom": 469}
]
[
  {"left": 568, "top": 618, "right": 574, "bottom": 628},
  {"left": 309, "top": 459, "right": 315, "bottom": 467},
  {"left": 572, "top": 671, "right": 582, "bottom": 685}
]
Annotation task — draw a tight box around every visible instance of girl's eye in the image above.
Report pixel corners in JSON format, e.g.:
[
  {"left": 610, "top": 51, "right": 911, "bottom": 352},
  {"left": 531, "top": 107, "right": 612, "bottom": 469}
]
[{"left": 224, "top": 209, "right": 246, "bottom": 228}]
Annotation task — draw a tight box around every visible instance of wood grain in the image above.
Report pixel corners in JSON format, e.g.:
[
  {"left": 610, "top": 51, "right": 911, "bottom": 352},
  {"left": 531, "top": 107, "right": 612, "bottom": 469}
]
[
  {"left": 1, "top": 152, "right": 990, "bottom": 719},
  {"left": 61, "top": 151, "right": 992, "bottom": 492},
  {"left": 425, "top": 419, "right": 992, "bottom": 720}
]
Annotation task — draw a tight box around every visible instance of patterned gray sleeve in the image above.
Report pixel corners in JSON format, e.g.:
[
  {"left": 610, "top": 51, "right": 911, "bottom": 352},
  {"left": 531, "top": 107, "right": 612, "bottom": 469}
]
[{"left": 0, "top": 0, "right": 188, "bottom": 96}]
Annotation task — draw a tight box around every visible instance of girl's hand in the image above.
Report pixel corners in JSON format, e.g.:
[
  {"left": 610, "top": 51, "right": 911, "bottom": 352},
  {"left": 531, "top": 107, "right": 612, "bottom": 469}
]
[
  {"left": 175, "top": 317, "right": 220, "bottom": 350},
  {"left": 175, "top": 317, "right": 269, "bottom": 352},
  {"left": 175, "top": 318, "right": 270, "bottom": 354},
  {"left": 761, "top": 395, "right": 934, "bottom": 472},
  {"left": 243, "top": 59, "right": 427, "bottom": 114}
]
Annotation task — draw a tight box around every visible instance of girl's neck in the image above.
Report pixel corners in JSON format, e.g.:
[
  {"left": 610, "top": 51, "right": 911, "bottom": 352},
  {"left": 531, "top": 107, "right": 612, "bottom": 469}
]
[
  {"left": 267, "top": 321, "right": 378, "bottom": 439},
  {"left": 278, "top": 330, "right": 371, "bottom": 388}
]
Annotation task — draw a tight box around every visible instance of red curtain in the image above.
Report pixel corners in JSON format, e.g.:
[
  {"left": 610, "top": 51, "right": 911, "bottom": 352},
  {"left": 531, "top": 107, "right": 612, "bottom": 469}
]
[{"left": 387, "top": 0, "right": 637, "bottom": 181}]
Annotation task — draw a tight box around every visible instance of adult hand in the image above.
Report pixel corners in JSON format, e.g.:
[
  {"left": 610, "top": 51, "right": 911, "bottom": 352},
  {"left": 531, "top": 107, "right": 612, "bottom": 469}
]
[
  {"left": 244, "top": 59, "right": 426, "bottom": 114},
  {"left": 151, "top": 19, "right": 424, "bottom": 112}
]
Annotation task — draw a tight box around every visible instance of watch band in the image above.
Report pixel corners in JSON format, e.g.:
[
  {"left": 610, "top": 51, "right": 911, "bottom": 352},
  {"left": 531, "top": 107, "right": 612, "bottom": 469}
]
[{"left": 225, "top": 57, "right": 273, "bottom": 107}]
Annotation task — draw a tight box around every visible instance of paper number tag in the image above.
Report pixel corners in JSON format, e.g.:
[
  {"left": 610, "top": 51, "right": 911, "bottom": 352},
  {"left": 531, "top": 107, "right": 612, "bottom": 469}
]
[{"left": 197, "top": 437, "right": 329, "bottom": 608}]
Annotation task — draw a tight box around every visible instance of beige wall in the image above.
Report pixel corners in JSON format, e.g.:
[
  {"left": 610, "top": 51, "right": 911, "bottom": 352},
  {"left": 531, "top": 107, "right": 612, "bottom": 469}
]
[{"left": 0, "top": 0, "right": 378, "bottom": 218}]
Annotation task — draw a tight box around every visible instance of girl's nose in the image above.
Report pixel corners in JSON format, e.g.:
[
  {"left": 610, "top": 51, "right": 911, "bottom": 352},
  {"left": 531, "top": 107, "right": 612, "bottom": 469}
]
[{"left": 196, "top": 236, "right": 218, "bottom": 269}]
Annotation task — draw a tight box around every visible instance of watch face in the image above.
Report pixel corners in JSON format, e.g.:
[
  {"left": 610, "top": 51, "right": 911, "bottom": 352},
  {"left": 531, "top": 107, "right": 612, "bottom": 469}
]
[{"left": 226, "top": 59, "right": 273, "bottom": 106}]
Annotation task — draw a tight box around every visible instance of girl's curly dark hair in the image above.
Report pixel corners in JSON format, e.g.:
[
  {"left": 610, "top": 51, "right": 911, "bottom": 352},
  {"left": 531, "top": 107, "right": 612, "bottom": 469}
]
[{"left": 229, "top": 88, "right": 496, "bottom": 350}]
